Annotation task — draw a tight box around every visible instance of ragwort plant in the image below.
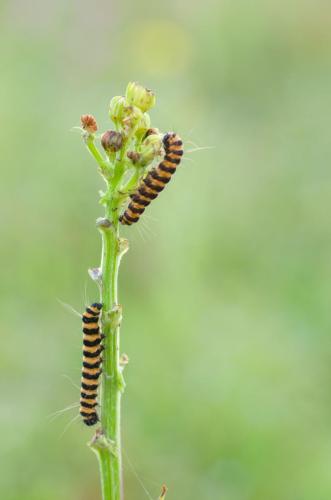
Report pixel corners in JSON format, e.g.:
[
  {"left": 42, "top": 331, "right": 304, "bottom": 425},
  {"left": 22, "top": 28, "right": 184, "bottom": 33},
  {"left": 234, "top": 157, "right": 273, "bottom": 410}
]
[{"left": 77, "top": 82, "right": 183, "bottom": 500}]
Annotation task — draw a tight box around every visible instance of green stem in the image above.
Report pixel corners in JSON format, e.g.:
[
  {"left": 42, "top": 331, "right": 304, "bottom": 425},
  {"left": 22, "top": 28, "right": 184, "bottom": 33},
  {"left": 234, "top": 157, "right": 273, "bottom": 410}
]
[
  {"left": 86, "top": 135, "right": 113, "bottom": 179},
  {"left": 79, "top": 83, "right": 164, "bottom": 500},
  {"left": 91, "top": 205, "right": 127, "bottom": 500}
]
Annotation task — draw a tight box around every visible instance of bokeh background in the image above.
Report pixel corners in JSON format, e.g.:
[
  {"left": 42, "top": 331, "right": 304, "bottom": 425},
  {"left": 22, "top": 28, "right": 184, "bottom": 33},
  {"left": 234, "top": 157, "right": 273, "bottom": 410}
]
[{"left": 1, "top": 0, "right": 331, "bottom": 498}]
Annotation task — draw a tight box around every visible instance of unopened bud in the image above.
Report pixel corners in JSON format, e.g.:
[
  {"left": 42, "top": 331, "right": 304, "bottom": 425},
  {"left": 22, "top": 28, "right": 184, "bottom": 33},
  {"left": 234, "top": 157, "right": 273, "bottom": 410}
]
[
  {"left": 101, "top": 130, "right": 123, "bottom": 153},
  {"left": 144, "top": 127, "right": 160, "bottom": 138},
  {"left": 109, "top": 96, "right": 126, "bottom": 125},
  {"left": 135, "top": 113, "right": 151, "bottom": 142},
  {"left": 127, "top": 151, "right": 141, "bottom": 164},
  {"left": 81, "top": 114, "right": 98, "bottom": 134},
  {"left": 139, "top": 133, "right": 162, "bottom": 166},
  {"left": 126, "top": 82, "right": 156, "bottom": 113},
  {"left": 109, "top": 95, "right": 143, "bottom": 133}
]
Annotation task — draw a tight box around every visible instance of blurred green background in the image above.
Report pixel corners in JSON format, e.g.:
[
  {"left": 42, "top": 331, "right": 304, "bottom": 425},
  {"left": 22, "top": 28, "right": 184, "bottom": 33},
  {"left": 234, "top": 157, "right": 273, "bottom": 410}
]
[{"left": 1, "top": 0, "right": 331, "bottom": 498}]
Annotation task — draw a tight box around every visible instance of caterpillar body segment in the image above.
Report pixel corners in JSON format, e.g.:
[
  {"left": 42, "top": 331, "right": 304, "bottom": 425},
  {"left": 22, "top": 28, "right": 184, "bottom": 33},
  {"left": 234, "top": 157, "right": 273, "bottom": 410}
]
[
  {"left": 119, "top": 132, "right": 183, "bottom": 226},
  {"left": 80, "top": 302, "right": 103, "bottom": 426}
]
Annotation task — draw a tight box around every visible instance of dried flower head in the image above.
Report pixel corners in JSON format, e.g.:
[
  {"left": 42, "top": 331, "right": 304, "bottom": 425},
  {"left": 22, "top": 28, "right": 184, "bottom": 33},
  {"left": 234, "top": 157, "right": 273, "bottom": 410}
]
[{"left": 81, "top": 114, "right": 98, "bottom": 133}]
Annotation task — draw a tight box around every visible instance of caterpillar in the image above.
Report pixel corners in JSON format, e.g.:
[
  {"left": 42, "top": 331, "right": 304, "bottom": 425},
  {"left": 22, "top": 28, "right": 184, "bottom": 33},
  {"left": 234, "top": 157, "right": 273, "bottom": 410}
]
[
  {"left": 119, "top": 132, "right": 183, "bottom": 225},
  {"left": 80, "top": 302, "right": 103, "bottom": 426}
]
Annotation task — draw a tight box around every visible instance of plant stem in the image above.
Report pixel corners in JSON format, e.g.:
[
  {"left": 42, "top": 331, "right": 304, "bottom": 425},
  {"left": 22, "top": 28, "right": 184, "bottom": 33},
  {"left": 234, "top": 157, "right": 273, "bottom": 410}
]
[
  {"left": 82, "top": 83, "right": 161, "bottom": 499},
  {"left": 91, "top": 205, "right": 126, "bottom": 500}
]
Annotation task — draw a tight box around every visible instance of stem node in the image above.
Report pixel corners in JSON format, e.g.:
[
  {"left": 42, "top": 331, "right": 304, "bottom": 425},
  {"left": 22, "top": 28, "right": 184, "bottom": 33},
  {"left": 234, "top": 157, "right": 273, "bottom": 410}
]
[
  {"left": 89, "top": 429, "right": 117, "bottom": 456},
  {"left": 96, "top": 217, "right": 113, "bottom": 230}
]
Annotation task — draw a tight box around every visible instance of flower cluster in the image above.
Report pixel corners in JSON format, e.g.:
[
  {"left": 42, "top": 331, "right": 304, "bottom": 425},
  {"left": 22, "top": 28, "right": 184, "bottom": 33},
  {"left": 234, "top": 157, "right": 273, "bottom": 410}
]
[{"left": 80, "top": 82, "right": 163, "bottom": 203}]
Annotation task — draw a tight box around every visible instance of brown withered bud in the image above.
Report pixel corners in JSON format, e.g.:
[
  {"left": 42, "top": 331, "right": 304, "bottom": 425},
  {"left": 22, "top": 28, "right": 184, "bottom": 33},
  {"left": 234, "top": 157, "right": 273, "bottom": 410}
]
[
  {"left": 127, "top": 151, "right": 141, "bottom": 164},
  {"left": 81, "top": 114, "right": 98, "bottom": 133},
  {"left": 101, "top": 130, "right": 123, "bottom": 153}
]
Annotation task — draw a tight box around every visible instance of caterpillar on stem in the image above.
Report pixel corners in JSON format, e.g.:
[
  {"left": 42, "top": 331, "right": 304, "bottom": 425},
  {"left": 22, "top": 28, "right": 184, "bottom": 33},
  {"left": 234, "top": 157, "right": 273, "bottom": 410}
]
[
  {"left": 119, "top": 132, "right": 183, "bottom": 226},
  {"left": 80, "top": 303, "right": 103, "bottom": 426}
]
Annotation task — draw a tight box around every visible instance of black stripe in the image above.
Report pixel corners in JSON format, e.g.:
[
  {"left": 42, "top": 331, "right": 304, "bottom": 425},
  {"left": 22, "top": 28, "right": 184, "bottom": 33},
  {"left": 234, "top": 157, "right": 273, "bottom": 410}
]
[
  {"left": 83, "top": 328, "right": 101, "bottom": 337},
  {"left": 164, "top": 155, "right": 181, "bottom": 165},
  {"left": 80, "top": 410, "right": 98, "bottom": 418},
  {"left": 119, "top": 215, "right": 131, "bottom": 225},
  {"left": 83, "top": 327, "right": 99, "bottom": 334},
  {"left": 80, "top": 400, "right": 98, "bottom": 409},
  {"left": 129, "top": 205, "right": 145, "bottom": 214},
  {"left": 159, "top": 162, "right": 176, "bottom": 174},
  {"left": 82, "top": 370, "right": 101, "bottom": 380},
  {"left": 168, "top": 149, "right": 183, "bottom": 156},
  {"left": 144, "top": 177, "right": 165, "bottom": 192},
  {"left": 86, "top": 308, "right": 99, "bottom": 316},
  {"left": 81, "top": 392, "right": 98, "bottom": 399},
  {"left": 131, "top": 196, "right": 150, "bottom": 206},
  {"left": 83, "top": 348, "right": 102, "bottom": 358},
  {"left": 82, "top": 316, "right": 99, "bottom": 324},
  {"left": 168, "top": 139, "right": 182, "bottom": 147},
  {"left": 91, "top": 303, "right": 102, "bottom": 309},
  {"left": 138, "top": 186, "right": 158, "bottom": 200},
  {"left": 83, "top": 360, "right": 101, "bottom": 369},
  {"left": 163, "top": 133, "right": 174, "bottom": 145},
  {"left": 123, "top": 212, "right": 139, "bottom": 224},
  {"left": 82, "top": 415, "right": 98, "bottom": 426},
  {"left": 81, "top": 382, "right": 98, "bottom": 391},
  {"left": 83, "top": 337, "right": 101, "bottom": 347},
  {"left": 151, "top": 170, "right": 171, "bottom": 183}
]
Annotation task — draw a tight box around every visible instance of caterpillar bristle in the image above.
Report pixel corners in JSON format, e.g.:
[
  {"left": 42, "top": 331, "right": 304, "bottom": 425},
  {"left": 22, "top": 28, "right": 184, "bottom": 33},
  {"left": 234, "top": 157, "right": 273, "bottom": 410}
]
[
  {"left": 80, "top": 303, "right": 103, "bottom": 426},
  {"left": 119, "top": 132, "right": 183, "bottom": 226}
]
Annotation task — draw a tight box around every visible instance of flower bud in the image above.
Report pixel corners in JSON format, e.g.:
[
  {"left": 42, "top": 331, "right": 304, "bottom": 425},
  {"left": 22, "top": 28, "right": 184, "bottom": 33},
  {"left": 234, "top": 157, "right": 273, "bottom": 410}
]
[
  {"left": 135, "top": 113, "right": 151, "bottom": 142},
  {"left": 127, "top": 151, "right": 141, "bottom": 164},
  {"left": 109, "top": 95, "right": 143, "bottom": 133},
  {"left": 81, "top": 114, "right": 98, "bottom": 134},
  {"left": 101, "top": 130, "right": 123, "bottom": 153},
  {"left": 139, "top": 133, "right": 162, "bottom": 167},
  {"left": 109, "top": 96, "right": 126, "bottom": 125},
  {"left": 144, "top": 127, "right": 160, "bottom": 138},
  {"left": 125, "top": 82, "right": 156, "bottom": 113}
]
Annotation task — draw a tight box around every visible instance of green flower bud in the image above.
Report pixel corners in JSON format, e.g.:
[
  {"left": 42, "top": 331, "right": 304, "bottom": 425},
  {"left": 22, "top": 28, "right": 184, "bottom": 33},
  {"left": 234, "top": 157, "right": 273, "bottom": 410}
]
[
  {"left": 139, "top": 133, "right": 162, "bottom": 167},
  {"left": 101, "top": 130, "right": 124, "bottom": 153},
  {"left": 109, "top": 96, "right": 126, "bottom": 125},
  {"left": 109, "top": 95, "right": 143, "bottom": 133},
  {"left": 135, "top": 113, "right": 151, "bottom": 142},
  {"left": 125, "top": 82, "right": 156, "bottom": 113}
]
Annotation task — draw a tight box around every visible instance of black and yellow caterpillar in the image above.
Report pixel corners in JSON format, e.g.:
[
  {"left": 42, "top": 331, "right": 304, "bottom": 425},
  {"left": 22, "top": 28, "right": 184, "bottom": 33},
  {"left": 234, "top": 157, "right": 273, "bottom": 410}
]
[
  {"left": 119, "top": 132, "right": 183, "bottom": 225},
  {"left": 80, "top": 303, "right": 103, "bottom": 426}
]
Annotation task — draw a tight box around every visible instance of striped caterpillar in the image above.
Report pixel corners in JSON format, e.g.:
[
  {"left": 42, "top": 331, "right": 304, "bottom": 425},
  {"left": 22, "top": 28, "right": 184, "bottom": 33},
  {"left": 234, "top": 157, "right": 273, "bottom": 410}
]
[
  {"left": 80, "top": 303, "right": 103, "bottom": 426},
  {"left": 119, "top": 132, "right": 183, "bottom": 225}
]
